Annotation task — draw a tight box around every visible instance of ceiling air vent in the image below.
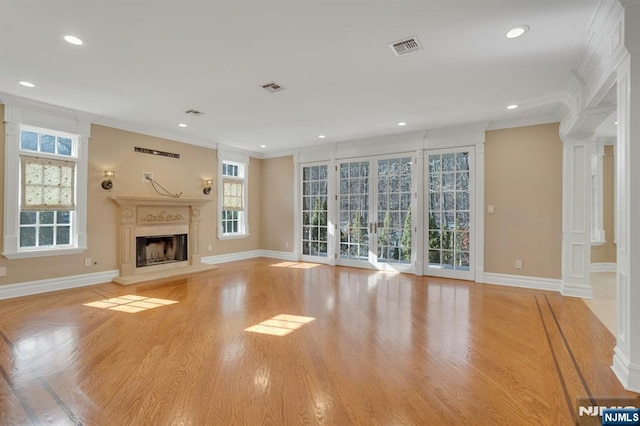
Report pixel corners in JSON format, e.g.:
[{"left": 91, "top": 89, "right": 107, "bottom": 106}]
[
  {"left": 389, "top": 36, "right": 422, "bottom": 56},
  {"left": 261, "top": 82, "right": 286, "bottom": 93},
  {"left": 184, "top": 109, "right": 204, "bottom": 116}
]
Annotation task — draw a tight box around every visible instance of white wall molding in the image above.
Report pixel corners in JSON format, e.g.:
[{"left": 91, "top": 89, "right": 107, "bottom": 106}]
[
  {"left": 591, "top": 262, "right": 617, "bottom": 272},
  {"left": 482, "top": 272, "right": 561, "bottom": 292},
  {"left": 0, "top": 270, "right": 119, "bottom": 300},
  {"left": 613, "top": 347, "right": 640, "bottom": 392},
  {"left": 201, "top": 250, "right": 295, "bottom": 265}
]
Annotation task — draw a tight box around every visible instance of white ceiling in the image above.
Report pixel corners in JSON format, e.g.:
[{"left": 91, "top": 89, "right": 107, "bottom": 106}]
[{"left": 0, "top": 0, "right": 599, "bottom": 153}]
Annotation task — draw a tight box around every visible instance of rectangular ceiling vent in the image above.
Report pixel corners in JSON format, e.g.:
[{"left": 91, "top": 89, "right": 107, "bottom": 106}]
[
  {"left": 389, "top": 36, "right": 423, "bottom": 56},
  {"left": 184, "top": 109, "right": 204, "bottom": 116},
  {"left": 261, "top": 82, "right": 286, "bottom": 93}
]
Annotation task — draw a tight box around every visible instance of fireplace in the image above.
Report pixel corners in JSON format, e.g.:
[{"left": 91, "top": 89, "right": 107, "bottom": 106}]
[
  {"left": 136, "top": 234, "right": 188, "bottom": 268},
  {"left": 110, "top": 196, "right": 213, "bottom": 285}
]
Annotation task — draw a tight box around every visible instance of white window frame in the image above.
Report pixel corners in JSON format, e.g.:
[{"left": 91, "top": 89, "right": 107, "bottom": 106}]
[
  {"left": 3, "top": 105, "right": 90, "bottom": 259},
  {"left": 217, "top": 147, "right": 249, "bottom": 239}
]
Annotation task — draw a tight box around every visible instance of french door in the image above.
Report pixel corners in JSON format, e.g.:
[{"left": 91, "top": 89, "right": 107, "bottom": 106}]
[
  {"left": 424, "top": 148, "right": 474, "bottom": 280},
  {"left": 337, "top": 155, "right": 414, "bottom": 272}
]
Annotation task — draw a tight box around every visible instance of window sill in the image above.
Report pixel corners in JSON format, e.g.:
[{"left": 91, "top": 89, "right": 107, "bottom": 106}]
[
  {"left": 2, "top": 246, "right": 87, "bottom": 259},
  {"left": 218, "top": 233, "right": 250, "bottom": 241}
]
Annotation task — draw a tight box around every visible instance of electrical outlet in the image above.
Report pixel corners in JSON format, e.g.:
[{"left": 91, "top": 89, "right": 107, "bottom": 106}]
[
  {"left": 515, "top": 260, "right": 522, "bottom": 269},
  {"left": 207, "top": 245, "right": 212, "bottom": 252},
  {"left": 143, "top": 172, "right": 153, "bottom": 182},
  {"left": 488, "top": 205, "right": 494, "bottom": 213},
  {"left": 285, "top": 242, "right": 289, "bottom": 248},
  {"left": 0, "top": 266, "right": 6, "bottom": 277},
  {"left": 84, "top": 258, "right": 92, "bottom": 267}
]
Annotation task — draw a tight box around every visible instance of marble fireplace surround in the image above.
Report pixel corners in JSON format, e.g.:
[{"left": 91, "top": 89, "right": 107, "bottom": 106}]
[{"left": 110, "top": 196, "right": 216, "bottom": 286}]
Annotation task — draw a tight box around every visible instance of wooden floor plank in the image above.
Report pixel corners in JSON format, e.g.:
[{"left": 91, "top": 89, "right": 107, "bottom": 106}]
[{"left": 0, "top": 258, "right": 636, "bottom": 425}]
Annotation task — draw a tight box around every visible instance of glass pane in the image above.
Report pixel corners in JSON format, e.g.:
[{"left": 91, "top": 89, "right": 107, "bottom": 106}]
[
  {"left": 443, "top": 192, "right": 455, "bottom": 210},
  {"left": 456, "top": 192, "right": 469, "bottom": 211},
  {"left": 20, "top": 211, "right": 37, "bottom": 225},
  {"left": 428, "top": 155, "right": 441, "bottom": 173},
  {"left": 56, "top": 226, "right": 70, "bottom": 245},
  {"left": 303, "top": 167, "right": 311, "bottom": 181},
  {"left": 302, "top": 212, "right": 310, "bottom": 225},
  {"left": 444, "top": 212, "right": 455, "bottom": 230},
  {"left": 311, "top": 166, "right": 319, "bottom": 180},
  {"left": 21, "top": 131, "right": 38, "bottom": 151},
  {"left": 20, "top": 227, "right": 36, "bottom": 247},
  {"left": 40, "top": 211, "right": 55, "bottom": 224},
  {"left": 340, "top": 164, "right": 349, "bottom": 178},
  {"left": 456, "top": 212, "right": 470, "bottom": 230},
  {"left": 442, "top": 154, "right": 456, "bottom": 172},
  {"left": 428, "top": 212, "right": 441, "bottom": 230},
  {"left": 456, "top": 172, "right": 469, "bottom": 191},
  {"left": 455, "top": 232, "right": 470, "bottom": 251},
  {"left": 57, "top": 138, "right": 73, "bottom": 156},
  {"left": 456, "top": 152, "right": 469, "bottom": 171},
  {"left": 429, "top": 193, "right": 440, "bottom": 211},
  {"left": 56, "top": 211, "right": 71, "bottom": 224},
  {"left": 319, "top": 165, "right": 327, "bottom": 180},
  {"left": 442, "top": 251, "right": 454, "bottom": 268},
  {"left": 442, "top": 231, "right": 453, "bottom": 250},
  {"left": 429, "top": 174, "right": 441, "bottom": 192},
  {"left": 41, "top": 135, "right": 56, "bottom": 153},
  {"left": 428, "top": 250, "right": 440, "bottom": 265},
  {"left": 428, "top": 231, "right": 441, "bottom": 249},
  {"left": 443, "top": 173, "right": 455, "bottom": 191},
  {"left": 303, "top": 242, "right": 310, "bottom": 255},
  {"left": 39, "top": 226, "right": 54, "bottom": 246},
  {"left": 455, "top": 252, "right": 470, "bottom": 270}
]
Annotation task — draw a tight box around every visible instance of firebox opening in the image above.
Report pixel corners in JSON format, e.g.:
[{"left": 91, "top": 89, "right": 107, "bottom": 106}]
[{"left": 136, "top": 234, "right": 188, "bottom": 268}]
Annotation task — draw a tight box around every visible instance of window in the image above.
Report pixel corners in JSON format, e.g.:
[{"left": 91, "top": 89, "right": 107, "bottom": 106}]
[
  {"left": 219, "top": 159, "right": 247, "bottom": 238},
  {"left": 3, "top": 105, "right": 89, "bottom": 259}
]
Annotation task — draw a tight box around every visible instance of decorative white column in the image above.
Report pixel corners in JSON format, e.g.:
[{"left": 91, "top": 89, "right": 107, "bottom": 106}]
[
  {"left": 561, "top": 137, "right": 593, "bottom": 298},
  {"left": 590, "top": 139, "right": 606, "bottom": 245},
  {"left": 612, "top": 3, "right": 640, "bottom": 390}
]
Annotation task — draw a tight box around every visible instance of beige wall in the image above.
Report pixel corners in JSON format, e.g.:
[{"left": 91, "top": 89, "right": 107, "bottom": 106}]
[
  {"left": 591, "top": 144, "right": 616, "bottom": 263},
  {"left": 484, "top": 123, "right": 563, "bottom": 279},
  {"left": 260, "top": 156, "right": 294, "bottom": 251},
  {"left": 0, "top": 122, "right": 261, "bottom": 286}
]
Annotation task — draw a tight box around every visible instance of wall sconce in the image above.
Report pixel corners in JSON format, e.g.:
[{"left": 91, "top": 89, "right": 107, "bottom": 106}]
[
  {"left": 102, "top": 171, "right": 115, "bottom": 190},
  {"left": 203, "top": 179, "right": 213, "bottom": 195}
]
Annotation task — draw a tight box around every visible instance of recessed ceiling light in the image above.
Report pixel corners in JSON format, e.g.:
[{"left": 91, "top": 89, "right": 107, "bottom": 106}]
[
  {"left": 63, "top": 35, "right": 83, "bottom": 45},
  {"left": 19, "top": 81, "right": 35, "bottom": 88},
  {"left": 507, "top": 104, "right": 519, "bottom": 110},
  {"left": 506, "top": 26, "right": 529, "bottom": 39},
  {"left": 260, "top": 144, "right": 267, "bottom": 148},
  {"left": 397, "top": 122, "right": 407, "bottom": 126},
  {"left": 178, "top": 123, "right": 187, "bottom": 128},
  {"left": 614, "top": 121, "right": 619, "bottom": 125},
  {"left": 318, "top": 135, "right": 326, "bottom": 139}
]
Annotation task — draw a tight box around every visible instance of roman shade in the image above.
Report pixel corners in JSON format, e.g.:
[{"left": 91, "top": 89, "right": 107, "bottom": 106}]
[{"left": 21, "top": 156, "right": 75, "bottom": 211}]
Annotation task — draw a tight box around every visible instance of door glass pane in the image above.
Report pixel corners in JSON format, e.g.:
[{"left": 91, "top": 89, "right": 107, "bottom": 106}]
[
  {"left": 301, "top": 165, "right": 329, "bottom": 257},
  {"left": 339, "top": 160, "right": 370, "bottom": 261},
  {"left": 426, "top": 151, "right": 471, "bottom": 271},
  {"left": 377, "top": 157, "right": 412, "bottom": 264}
]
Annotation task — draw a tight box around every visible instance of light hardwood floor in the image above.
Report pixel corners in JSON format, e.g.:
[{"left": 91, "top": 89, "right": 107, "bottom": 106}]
[{"left": 0, "top": 258, "right": 637, "bottom": 425}]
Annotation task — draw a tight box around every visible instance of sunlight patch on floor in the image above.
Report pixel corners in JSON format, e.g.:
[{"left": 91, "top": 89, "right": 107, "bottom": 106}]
[
  {"left": 83, "top": 295, "right": 178, "bottom": 313},
  {"left": 245, "top": 314, "right": 316, "bottom": 336}
]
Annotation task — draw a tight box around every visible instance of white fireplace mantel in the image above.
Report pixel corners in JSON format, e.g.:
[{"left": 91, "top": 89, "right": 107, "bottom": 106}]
[{"left": 110, "top": 196, "right": 214, "bottom": 285}]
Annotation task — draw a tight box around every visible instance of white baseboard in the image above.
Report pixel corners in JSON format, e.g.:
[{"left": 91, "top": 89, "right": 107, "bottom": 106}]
[
  {"left": 561, "top": 282, "right": 594, "bottom": 299},
  {"left": 591, "top": 262, "right": 617, "bottom": 273},
  {"left": 0, "top": 269, "right": 119, "bottom": 300},
  {"left": 613, "top": 347, "right": 640, "bottom": 393},
  {"left": 482, "top": 272, "right": 562, "bottom": 292},
  {"left": 201, "top": 249, "right": 295, "bottom": 265}
]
